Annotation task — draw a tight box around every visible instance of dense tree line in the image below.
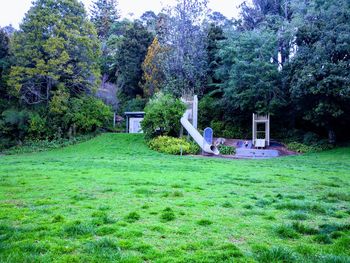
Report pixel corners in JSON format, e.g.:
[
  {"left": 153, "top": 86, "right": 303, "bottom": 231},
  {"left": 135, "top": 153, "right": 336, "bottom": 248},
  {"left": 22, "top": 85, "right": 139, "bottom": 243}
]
[{"left": 0, "top": 0, "right": 349, "bottom": 150}]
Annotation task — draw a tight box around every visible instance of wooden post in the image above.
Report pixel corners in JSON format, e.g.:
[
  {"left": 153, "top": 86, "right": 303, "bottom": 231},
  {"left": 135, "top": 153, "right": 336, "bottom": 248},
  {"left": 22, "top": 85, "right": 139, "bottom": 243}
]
[{"left": 113, "top": 112, "right": 116, "bottom": 128}]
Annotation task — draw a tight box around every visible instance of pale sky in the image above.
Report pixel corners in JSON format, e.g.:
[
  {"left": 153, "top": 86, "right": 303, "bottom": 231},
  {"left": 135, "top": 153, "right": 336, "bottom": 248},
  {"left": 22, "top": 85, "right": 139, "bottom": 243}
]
[{"left": 0, "top": 0, "right": 246, "bottom": 28}]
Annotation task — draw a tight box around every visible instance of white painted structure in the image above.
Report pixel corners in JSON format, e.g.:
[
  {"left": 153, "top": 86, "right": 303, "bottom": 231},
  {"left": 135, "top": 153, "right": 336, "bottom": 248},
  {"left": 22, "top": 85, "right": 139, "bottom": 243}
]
[
  {"left": 252, "top": 113, "right": 270, "bottom": 147},
  {"left": 125, "top": 112, "right": 145, "bottom": 134},
  {"left": 180, "top": 95, "right": 219, "bottom": 155}
]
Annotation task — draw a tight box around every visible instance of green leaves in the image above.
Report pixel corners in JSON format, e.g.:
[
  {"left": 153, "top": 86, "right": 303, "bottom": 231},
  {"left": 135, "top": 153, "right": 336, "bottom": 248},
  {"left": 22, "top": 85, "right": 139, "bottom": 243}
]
[{"left": 9, "top": 0, "right": 101, "bottom": 105}]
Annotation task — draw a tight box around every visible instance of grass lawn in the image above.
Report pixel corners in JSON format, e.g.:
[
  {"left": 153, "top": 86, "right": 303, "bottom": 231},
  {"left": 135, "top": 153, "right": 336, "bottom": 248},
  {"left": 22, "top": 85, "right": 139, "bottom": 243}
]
[{"left": 0, "top": 133, "right": 349, "bottom": 262}]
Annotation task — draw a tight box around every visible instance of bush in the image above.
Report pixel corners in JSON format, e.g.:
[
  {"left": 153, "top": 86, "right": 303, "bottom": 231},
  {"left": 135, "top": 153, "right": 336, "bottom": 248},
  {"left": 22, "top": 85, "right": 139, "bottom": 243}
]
[
  {"left": 218, "top": 145, "right": 235, "bottom": 155},
  {"left": 0, "top": 108, "right": 31, "bottom": 148},
  {"left": 123, "top": 96, "right": 147, "bottom": 112},
  {"left": 28, "top": 112, "right": 47, "bottom": 139},
  {"left": 141, "top": 93, "right": 186, "bottom": 139},
  {"left": 148, "top": 136, "right": 199, "bottom": 155},
  {"left": 65, "top": 96, "right": 112, "bottom": 133},
  {"left": 287, "top": 141, "right": 333, "bottom": 153}
]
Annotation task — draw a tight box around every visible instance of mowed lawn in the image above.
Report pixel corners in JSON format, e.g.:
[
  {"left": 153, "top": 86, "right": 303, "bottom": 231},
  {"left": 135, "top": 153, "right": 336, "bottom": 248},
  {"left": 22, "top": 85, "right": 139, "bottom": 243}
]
[{"left": 0, "top": 134, "right": 349, "bottom": 263}]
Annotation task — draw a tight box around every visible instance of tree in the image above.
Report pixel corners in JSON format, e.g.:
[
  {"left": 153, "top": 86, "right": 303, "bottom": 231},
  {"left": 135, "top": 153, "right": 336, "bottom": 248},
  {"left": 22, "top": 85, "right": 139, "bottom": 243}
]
[
  {"left": 141, "top": 93, "right": 186, "bottom": 139},
  {"left": 0, "top": 27, "right": 13, "bottom": 112},
  {"left": 8, "top": 0, "right": 101, "bottom": 105},
  {"left": 238, "top": 0, "right": 294, "bottom": 69},
  {"left": 206, "top": 23, "right": 226, "bottom": 94},
  {"left": 218, "top": 29, "right": 283, "bottom": 116},
  {"left": 139, "top": 11, "right": 158, "bottom": 34},
  {"left": 160, "top": 0, "right": 209, "bottom": 97},
  {"left": 0, "top": 28, "right": 10, "bottom": 92},
  {"left": 111, "top": 21, "right": 153, "bottom": 98},
  {"left": 286, "top": 0, "right": 350, "bottom": 143},
  {"left": 90, "top": 0, "right": 120, "bottom": 40},
  {"left": 208, "top": 11, "right": 233, "bottom": 28},
  {"left": 141, "top": 37, "right": 165, "bottom": 98}
]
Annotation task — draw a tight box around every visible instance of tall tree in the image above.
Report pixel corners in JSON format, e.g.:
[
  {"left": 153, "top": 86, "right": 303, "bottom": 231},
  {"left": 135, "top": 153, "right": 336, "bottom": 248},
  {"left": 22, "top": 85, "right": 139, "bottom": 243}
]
[
  {"left": 139, "top": 11, "right": 158, "bottom": 34},
  {"left": 239, "top": 0, "right": 294, "bottom": 69},
  {"left": 160, "top": 0, "right": 209, "bottom": 97},
  {"left": 286, "top": 0, "right": 350, "bottom": 143},
  {"left": 90, "top": 0, "right": 119, "bottom": 40},
  {"left": 8, "top": 0, "right": 101, "bottom": 105},
  {"left": 141, "top": 37, "right": 165, "bottom": 98},
  {"left": 0, "top": 28, "right": 11, "bottom": 109},
  {"left": 218, "top": 29, "right": 283, "bottom": 115},
  {"left": 111, "top": 21, "right": 153, "bottom": 98},
  {"left": 206, "top": 23, "right": 226, "bottom": 94}
]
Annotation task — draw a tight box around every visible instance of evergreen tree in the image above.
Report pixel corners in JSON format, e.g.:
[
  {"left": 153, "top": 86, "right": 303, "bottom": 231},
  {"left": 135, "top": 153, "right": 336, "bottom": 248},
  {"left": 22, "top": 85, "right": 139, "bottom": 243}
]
[
  {"left": 206, "top": 23, "right": 226, "bottom": 94},
  {"left": 111, "top": 21, "right": 153, "bottom": 98},
  {"left": 8, "top": 0, "right": 101, "bottom": 105},
  {"left": 90, "top": 0, "right": 119, "bottom": 40}
]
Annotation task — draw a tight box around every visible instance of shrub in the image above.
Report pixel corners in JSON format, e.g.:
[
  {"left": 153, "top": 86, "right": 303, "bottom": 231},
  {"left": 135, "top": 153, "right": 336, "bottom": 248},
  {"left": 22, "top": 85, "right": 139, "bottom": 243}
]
[
  {"left": 65, "top": 96, "right": 112, "bottom": 133},
  {"left": 286, "top": 142, "right": 333, "bottom": 153},
  {"left": 198, "top": 94, "right": 223, "bottom": 129},
  {"left": 148, "top": 136, "right": 199, "bottom": 155},
  {"left": 123, "top": 96, "right": 147, "bottom": 112},
  {"left": 0, "top": 108, "right": 31, "bottom": 145},
  {"left": 141, "top": 93, "right": 186, "bottom": 139},
  {"left": 218, "top": 145, "right": 235, "bottom": 155},
  {"left": 28, "top": 112, "right": 47, "bottom": 139}
]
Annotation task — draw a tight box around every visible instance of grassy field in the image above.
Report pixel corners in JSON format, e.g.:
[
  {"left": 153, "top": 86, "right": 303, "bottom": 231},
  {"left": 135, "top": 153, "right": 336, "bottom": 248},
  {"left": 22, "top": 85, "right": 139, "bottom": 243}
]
[{"left": 0, "top": 133, "right": 349, "bottom": 262}]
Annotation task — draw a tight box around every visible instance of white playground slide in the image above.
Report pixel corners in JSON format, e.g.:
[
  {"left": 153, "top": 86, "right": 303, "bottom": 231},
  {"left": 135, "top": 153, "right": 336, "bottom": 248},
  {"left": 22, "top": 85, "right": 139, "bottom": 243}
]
[{"left": 180, "top": 109, "right": 220, "bottom": 155}]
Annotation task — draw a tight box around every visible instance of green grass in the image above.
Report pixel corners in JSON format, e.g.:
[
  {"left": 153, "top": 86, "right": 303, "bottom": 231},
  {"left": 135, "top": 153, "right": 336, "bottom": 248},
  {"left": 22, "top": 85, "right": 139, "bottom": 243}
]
[{"left": 0, "top": 133, "right": 349, "bottom": 262}]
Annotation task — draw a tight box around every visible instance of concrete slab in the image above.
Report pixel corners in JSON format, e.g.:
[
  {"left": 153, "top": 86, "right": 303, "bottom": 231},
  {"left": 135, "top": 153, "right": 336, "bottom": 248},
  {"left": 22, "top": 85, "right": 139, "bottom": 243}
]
[{"left": 235, "top": 148, "right": 279, "bottom": 158}]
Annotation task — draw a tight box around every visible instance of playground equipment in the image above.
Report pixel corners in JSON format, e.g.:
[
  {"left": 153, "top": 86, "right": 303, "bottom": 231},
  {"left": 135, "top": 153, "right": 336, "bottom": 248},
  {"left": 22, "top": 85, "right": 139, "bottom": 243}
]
[
  {"left": 180, "top": 95, "right": 219, "bottom": 155},
  {"left": 252, "top": 113, "right": 270, "bottom": 148}
]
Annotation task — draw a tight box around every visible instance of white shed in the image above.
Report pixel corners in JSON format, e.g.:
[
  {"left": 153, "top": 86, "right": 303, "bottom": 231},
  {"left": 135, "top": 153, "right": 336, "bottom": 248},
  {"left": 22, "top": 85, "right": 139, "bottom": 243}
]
[{"left": 125, "top": 112, "right": 145, "bottom": 133}]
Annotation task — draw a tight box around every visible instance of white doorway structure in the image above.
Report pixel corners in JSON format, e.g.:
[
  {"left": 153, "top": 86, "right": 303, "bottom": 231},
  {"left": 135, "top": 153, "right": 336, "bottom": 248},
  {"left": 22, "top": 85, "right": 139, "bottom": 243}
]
[
  {"left": 125, "top": 112, "right": 145, "bottom": 133},
  {"left": 252, "top": 113, "right": 270, "bottom": 148}
]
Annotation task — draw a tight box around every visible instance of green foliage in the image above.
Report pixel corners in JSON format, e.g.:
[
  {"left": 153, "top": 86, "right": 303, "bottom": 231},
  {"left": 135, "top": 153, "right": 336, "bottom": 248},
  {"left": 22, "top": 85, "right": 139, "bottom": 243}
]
[
  {"left": 287, "top": 141, "right": 333, "bottom": 153},
  {"left": 65, "top": 96, "right": 112, "bottom": 133},
  {"left": 9, "top": 0, "right": 101, "bottom": 105},
  {"left": 218, "top": 145, "right": 235, "bottom": 155},
  {"left": 28, "top": 113, "right": 47, "bottom": 139},
  {"left": 218, "top": 29, "right": 283, "bottom": 115},
  {"left": 123, "top": 96, "right": 147, "bottom": 112},
  {"left": 0, "top": 109, "right": 30, "bottom": 148},
  {"left": 141, "top": 93, "right": 186, "bottom": 139},
  {"left": 161, "top": 0, "right": 208, "bottom": 96},
  {"left": 148, "top": 136, "right": 199, "bottom": 155},
  {"left": 90, "top": 0, "right": 119, "bottom": 40},
  {"left": 198, "top": 94, "right": 223, "bottom": 129},
  {"left": 286, "top": 0, "right": 350, "bottom": 143},
  {"left": 111, "top": 21, "right": 153, "bottom": 98}
]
